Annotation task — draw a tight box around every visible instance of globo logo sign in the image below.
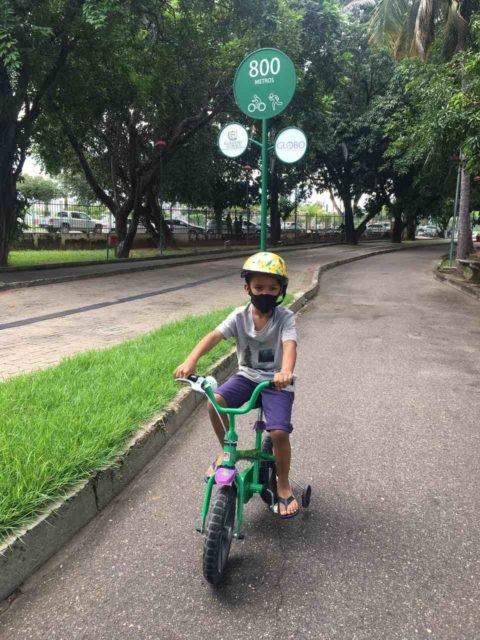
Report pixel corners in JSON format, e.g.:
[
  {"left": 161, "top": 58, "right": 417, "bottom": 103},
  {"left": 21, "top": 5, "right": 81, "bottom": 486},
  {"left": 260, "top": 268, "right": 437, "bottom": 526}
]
[{"left": 274, "top": 128, "right": 307, "bottom": 164}]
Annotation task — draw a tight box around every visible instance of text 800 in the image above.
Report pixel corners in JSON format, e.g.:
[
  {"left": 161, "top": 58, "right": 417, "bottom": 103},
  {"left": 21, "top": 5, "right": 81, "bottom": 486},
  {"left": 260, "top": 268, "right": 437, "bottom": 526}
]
[{"left": 249, "top": 58, "right": 280, "bottom": 78}]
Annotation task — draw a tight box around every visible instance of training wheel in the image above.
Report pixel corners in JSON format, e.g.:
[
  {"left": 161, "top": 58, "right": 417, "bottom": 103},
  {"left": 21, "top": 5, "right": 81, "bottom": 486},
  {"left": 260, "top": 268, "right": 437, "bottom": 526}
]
[{"left": 301, "top": 485, "right": 312, "bottom": 508}]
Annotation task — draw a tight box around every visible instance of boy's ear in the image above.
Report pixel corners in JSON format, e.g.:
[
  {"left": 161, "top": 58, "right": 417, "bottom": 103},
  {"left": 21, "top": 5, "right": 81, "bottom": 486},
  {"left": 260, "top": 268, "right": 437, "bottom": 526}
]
[{"left": 244, "top": 282, "right": 251, "bottom": 294}]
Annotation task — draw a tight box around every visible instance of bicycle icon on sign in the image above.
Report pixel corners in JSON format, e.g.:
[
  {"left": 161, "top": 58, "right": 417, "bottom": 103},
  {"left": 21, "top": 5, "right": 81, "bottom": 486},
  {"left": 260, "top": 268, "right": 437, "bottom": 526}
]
[{"left": 248, "top": 94, "right": 266, "bottom": 113}]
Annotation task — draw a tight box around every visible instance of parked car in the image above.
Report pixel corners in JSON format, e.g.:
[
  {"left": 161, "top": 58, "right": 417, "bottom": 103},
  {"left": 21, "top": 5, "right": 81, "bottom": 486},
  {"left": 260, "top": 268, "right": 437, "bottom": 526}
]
[
  {"left": 126, "top": 217, "right": 148, "bottom": 234},
  {"left": 47, "top": 211, "right": 103, "bottom": 233},
  {"left": 98, "top": 214, "right": 116, "bottom": 234},
  {"left": 205, "top": 219, "right": 230, "bottom": 236},
  {"left": 166, "top": 218, "right": 206, "bottom": 239},
  {"left": 23, "top": 212, "right": 49, "bottom": 232},
  {"left": 366, "top": 222, "right": 391, "bottom": 238},
  {"left": 418, "top": 224, "right": 441, "bottom": 237},
  {"left": 283, "top": 221, "right": 306, "bottom": 232},
  {"left": 325, "top": 225, "right": 344, "bottom": 234},
  {"left": 242, "top": 220, "right": 261, "bottom": 235}
]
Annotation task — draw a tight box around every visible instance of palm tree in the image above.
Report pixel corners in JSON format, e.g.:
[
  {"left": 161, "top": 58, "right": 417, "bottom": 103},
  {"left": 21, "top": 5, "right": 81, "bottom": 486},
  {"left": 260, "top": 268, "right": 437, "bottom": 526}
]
[{"left": 358, "top": 0, "right": 476, "bottom": 259}]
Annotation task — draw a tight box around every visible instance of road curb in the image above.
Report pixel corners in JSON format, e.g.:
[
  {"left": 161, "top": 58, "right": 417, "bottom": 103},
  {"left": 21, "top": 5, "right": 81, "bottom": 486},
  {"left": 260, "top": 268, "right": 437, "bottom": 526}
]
[
  {"left": 0, "top": 242, "right": 434, "bottom": 601},
  {"left": 0, "top": 242, "right": 338, "bottom": 291},
  {"left": 433, "top": 267, "right": 480, "bottom": 302}
]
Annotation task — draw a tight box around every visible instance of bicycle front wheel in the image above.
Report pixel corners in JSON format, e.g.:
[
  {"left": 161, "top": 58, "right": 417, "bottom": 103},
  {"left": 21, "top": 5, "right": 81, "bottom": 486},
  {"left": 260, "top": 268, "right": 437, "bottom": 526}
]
[{"left": 203, "top": 486, "right": 236, "bottom": 585}]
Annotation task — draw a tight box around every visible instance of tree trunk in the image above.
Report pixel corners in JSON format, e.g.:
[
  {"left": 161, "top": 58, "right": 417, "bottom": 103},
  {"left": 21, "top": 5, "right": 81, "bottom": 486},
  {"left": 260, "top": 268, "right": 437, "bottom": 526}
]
[
  {"left": 0, "top": 127, "right": 20, "bottom": 265},
  {"left": 406, "top": 211, "right": 416, "bottom": 241},
  {"left": 0, "top": 176, "right": 17, "bottom": 266},
  {"left": 0, "top": 74, "right": 20, "bottom": 266},
  {"left": 355, "top": 210, "right": 378, "bottom": 240},
  {"left": 392, "top": 204, "right": 402, "bottom": 243},
  {"left": 342, "top": 196, "right": 356, "bottom": 244},
  {"left": 456, "top": 164, "right": 472, "bottom": 261}
]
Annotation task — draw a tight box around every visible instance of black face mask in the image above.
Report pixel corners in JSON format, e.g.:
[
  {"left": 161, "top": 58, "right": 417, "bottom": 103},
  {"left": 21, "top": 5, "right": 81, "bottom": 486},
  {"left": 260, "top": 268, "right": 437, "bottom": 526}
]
[{"left": 249, "top": 293, "right": 279, "bottom": 314}]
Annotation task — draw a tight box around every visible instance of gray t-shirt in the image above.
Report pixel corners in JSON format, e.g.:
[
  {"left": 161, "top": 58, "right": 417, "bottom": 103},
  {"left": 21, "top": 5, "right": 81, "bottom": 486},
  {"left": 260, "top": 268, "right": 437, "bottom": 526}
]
[{"left": 217, "top": 304, "right": 297, "bottom": 384}]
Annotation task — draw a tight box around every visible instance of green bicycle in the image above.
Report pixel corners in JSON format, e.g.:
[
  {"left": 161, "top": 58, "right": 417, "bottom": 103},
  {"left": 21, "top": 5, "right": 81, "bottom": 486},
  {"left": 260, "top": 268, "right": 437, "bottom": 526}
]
[{"left": 177, "top": 374, "right": 312, "bottom": 585}]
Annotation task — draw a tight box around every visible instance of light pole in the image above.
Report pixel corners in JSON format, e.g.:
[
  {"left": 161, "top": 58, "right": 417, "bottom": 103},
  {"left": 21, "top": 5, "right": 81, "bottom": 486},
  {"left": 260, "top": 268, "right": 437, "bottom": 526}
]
[{"left": 244, "top": 164, "right": 252, "bottom": 245}]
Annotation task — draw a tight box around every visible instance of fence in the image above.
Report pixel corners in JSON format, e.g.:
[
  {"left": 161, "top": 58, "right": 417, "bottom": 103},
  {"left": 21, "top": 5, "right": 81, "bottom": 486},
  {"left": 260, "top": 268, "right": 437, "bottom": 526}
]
[{"left": 21, "top": 201, "right": 393, "bottom": 246}]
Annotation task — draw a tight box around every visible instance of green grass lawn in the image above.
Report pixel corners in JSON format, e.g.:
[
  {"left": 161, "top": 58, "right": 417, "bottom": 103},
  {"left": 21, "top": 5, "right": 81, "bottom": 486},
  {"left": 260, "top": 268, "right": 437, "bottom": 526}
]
[
  {"left": 0, "top": 293, "right": 294, "bottom": 543},
  {"left": 0, "top": 308, "right": 235, "bottom": 543},
  {"left": 7, "top": 248, "right": 186, "bottom": 267}
]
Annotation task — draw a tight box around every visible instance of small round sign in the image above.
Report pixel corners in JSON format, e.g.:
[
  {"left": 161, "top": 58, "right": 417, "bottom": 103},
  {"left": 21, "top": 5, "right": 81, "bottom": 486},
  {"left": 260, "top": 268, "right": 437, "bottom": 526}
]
[
  {"left": 274, "top": 127, "right": 307, "bottom": 163},
  {"left": 234, "top": 48, "right": 296, "bottom": 120},
  {"left": 218, "top": 123, "right": 249, "bottom": 158}
]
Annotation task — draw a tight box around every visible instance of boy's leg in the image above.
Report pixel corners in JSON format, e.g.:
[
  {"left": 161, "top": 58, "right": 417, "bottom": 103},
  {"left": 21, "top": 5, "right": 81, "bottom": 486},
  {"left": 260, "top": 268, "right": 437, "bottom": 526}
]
[
  {"left": 208, "top": 394, "right": 229, "bottom": 448},
  {"left": 269, "top": 430, "right": 299, "bottom": 517},
  {"left": 261, "top": 388, "right": 299, "bottom": 517},
  {"left": 205, "top": 375, "right": 255, "bottom": 477}
]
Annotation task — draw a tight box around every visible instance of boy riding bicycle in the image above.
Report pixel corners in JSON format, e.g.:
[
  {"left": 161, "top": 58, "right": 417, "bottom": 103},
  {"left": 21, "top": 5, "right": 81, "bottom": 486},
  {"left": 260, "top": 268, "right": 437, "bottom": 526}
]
[{"left": 174, "top": 252, "right": 299, "bottom": 518}]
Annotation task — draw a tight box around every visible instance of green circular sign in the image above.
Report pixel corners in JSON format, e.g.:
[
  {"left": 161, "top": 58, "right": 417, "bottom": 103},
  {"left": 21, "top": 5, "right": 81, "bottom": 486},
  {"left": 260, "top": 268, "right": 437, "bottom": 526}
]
[{"left": 233, "top": 48, "right": 296, "bottom": 120}]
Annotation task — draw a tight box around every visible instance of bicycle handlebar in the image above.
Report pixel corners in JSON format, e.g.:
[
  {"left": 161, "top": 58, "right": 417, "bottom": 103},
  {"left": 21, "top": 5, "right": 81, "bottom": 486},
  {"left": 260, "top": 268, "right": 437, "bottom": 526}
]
[{"left": 175, "top": 374, "right": 272, "bottom": 415}]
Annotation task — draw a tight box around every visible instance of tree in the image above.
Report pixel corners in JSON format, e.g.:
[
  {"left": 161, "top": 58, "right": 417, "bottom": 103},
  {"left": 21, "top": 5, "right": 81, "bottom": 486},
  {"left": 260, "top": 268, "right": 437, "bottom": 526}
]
[
  {"left": 367, "top": 0, "right": 480, "bottom": 258},
  {"left": 296, "top": 10, "right": 395, "bottom": 243},
  {"left": 0, "top": 0, "right": 117, "bottom": 265},
  {"left": 17, "top": 174, "right": 58, "bottom": 203},
  {"left": 33, "top": 0, "right": 301, "bottom": 257},
  {"left": 57, "top": 170, "right": 97, "bottom": 205},
  {"left": 33, "top": 0, "right": 304, "bottom": 256}
]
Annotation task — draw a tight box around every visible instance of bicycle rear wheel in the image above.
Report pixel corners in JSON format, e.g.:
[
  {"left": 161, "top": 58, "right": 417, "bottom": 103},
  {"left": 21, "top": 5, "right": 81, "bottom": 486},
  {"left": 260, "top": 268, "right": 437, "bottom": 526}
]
[{"left": 203, "top": 486, "right": 236, "bottom": 585}]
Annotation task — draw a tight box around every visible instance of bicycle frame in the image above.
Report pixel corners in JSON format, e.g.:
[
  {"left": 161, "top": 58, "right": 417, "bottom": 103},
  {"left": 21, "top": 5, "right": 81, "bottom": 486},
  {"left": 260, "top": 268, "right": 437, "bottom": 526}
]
[{"left": 199, "top": 379, "right": 276, "bottom": 538}]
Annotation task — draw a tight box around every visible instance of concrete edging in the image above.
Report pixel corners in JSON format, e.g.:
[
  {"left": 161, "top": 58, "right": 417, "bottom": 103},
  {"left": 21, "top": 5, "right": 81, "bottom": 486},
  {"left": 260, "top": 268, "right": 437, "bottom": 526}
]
[
  {"left": 0, "top": 242, "right": 427, "bottom": 601},
  {"left": 434, "top": 266, "right": 480, "bottom": 302},
  {"left": 0, "top": 242, "right": 337, "bottom": 291}
]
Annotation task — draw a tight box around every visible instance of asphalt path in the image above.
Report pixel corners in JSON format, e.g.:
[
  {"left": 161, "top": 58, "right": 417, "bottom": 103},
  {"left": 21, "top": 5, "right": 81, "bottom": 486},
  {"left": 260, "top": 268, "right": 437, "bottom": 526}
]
[
  {"left": 1, "top": 245, "right": 479, "bottom": 639},
  {"left": 0, "top": 242, "right": 390, "bottom": 379}
]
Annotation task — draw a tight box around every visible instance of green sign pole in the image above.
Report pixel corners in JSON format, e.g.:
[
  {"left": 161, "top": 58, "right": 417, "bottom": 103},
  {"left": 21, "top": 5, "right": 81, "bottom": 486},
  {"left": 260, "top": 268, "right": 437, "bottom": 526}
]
[
  {"left": 260, "top": 119, "right": 269, "bottom": 251},
  {"left": 233, "top": 49, "right": 296, "bottom": 251}
]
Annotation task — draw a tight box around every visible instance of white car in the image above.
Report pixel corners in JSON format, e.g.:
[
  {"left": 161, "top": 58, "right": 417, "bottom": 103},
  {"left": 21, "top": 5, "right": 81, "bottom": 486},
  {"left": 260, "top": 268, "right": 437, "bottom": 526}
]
[
  {"left": 166, "top": 218, "right": 206, "bottom": 239},
  {"left": 47, "top": 211, "right": 103, "bottom": 233},
  {"left": 98, "top": 214, "right": 116, "bottom": 234},
  {"left": 23, "top": 212, "right": 49, "bottom": 232},
  {"left": 206, "top": 219, "right": 230, "bottom": 236},
  {"left": 283, "top": 221, "right": 306, "bottom": 232},
  {"left": 418, "top": 224, "right": 441, "bottom": 238},
  {"left": 366, "top": 222, "right": 391, "bottom": 237}
]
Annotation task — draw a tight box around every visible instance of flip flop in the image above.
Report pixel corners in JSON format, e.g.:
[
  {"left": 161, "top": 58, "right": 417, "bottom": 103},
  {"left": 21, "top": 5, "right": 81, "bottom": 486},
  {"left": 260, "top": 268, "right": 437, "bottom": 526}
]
[{"left": 277, "top": 495, "right": 299, "bottom": 519}]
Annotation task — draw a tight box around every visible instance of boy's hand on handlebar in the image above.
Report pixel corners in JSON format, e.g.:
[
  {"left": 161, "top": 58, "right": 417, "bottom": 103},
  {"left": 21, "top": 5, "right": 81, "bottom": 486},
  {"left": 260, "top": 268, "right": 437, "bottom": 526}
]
[
  {"left": 174, "top": 360, "right": 196, "bottom": 379},
  {"left": 273, "top": 371, "right": 293, "bottom": 389}
]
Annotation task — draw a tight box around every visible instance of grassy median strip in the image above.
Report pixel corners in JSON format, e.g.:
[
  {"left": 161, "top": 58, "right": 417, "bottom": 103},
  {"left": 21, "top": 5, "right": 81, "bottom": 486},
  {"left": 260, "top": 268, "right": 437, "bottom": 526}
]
[
  {"left": 8, "top": 248, "right": 186, "bottom": 267},
  {"left": 0, "top": 293, "right": 294, "bottom": 543},
  {"left": 0, "top": 307, "right": 236, "bottom": 543}
]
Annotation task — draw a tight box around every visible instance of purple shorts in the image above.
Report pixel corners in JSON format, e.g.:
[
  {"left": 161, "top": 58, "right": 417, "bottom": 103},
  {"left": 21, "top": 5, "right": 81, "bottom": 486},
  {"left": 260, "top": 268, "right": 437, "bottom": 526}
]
[{"left": 215, "top": 374, "right": 294, "bottom": 433}]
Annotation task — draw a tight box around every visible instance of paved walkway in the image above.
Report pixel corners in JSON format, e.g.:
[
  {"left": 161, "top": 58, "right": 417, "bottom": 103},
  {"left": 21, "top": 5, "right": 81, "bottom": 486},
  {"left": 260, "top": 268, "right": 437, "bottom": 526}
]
[
  {"left": 0, "top": 242, "right": 409, "bottom": 380},
  {"left": 2, "top": 244, "right": 478, "bottom": 639}
]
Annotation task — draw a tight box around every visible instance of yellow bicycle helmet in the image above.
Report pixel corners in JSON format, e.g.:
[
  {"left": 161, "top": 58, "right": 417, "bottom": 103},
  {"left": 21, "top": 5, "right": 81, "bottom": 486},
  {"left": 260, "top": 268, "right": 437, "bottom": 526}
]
[{"left": 241, "top": 251, "right": 288, "bottom": 292}]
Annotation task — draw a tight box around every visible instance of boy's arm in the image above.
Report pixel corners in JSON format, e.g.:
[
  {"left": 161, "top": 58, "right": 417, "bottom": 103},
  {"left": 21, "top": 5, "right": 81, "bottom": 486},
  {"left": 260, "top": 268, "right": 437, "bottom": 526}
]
[
  {"left": 174, "top": 329, "right": 225, "bottom": 379},
  {"left": 273, "top": 340, "right": 297, "bottom": 389}
]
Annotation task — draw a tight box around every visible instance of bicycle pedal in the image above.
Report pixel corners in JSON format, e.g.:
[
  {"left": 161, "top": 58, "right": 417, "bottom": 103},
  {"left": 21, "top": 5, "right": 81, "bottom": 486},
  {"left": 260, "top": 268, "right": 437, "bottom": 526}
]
[{"left": 234, "top": 533, "right": 245, "bottom": 540}]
